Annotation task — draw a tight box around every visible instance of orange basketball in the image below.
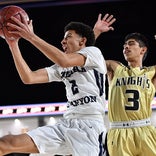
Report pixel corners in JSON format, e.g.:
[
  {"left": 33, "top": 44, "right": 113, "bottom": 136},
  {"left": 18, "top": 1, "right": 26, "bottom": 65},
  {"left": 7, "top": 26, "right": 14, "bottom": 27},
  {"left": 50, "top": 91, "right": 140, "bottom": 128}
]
[{"left": 0, "top": 5, "right": 29, "bottom": 40}]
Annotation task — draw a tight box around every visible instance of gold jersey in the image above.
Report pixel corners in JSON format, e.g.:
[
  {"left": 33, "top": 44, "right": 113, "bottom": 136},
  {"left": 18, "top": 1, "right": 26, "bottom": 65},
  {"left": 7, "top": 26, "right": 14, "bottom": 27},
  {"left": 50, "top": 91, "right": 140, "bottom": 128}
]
[{"left": 108, "top": 63, "right": 156, "bottom": 122}]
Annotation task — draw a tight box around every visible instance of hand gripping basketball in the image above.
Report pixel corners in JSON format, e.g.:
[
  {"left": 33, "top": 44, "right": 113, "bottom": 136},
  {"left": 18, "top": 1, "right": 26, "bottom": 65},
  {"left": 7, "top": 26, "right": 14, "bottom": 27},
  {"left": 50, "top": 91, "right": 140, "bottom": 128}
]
[{"left": 0, "top": 5, "right": 29, "bottom": 40}]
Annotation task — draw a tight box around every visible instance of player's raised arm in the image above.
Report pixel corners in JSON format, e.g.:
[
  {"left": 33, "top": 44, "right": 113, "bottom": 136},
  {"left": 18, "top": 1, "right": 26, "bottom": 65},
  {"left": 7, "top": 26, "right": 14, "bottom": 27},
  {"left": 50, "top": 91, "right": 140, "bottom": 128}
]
[
  {"left": 93, "top": 13, "right": 116, "bottom": 39},
  {"left": 7, "top": 14, "right": 85, "bottom": 68}
]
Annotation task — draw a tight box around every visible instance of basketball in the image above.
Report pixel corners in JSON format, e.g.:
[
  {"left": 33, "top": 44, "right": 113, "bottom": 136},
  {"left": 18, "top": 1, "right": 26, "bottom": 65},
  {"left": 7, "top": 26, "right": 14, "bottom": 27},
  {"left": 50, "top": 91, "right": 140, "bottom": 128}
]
[{"left": 0, "top": 5, "right": 29, "bottom": 40}]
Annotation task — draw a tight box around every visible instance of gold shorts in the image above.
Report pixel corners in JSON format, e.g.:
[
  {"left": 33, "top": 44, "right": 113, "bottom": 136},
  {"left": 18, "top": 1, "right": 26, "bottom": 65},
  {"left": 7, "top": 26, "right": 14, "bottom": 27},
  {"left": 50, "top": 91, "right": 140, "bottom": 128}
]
[{"left": 107, "top": 125, "right": 156, "bottom": 156}]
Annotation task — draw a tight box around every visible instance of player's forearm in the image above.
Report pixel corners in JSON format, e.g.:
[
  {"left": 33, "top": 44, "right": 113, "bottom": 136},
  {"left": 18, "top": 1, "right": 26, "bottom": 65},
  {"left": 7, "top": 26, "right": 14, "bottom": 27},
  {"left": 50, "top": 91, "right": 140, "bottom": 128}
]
[
  {"left": 93, "top": 27, "right": 102, "bottom": 40},
  {"left": 28, "top": 34, "right": 67, "bottom": 67},
  {"left": 9, "top": 42, "right": 35, "bottom": 84}
]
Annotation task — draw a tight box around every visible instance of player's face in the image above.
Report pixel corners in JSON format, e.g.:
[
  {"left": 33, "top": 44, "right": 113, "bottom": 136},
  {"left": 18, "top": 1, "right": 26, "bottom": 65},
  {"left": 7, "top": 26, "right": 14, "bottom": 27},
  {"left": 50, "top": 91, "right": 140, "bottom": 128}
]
[
  {"left": 61, "top": 30, "right": 85, "bottom": 54},
  {"left": 123, "top": 39, "right": 144, "bottom": 62}
]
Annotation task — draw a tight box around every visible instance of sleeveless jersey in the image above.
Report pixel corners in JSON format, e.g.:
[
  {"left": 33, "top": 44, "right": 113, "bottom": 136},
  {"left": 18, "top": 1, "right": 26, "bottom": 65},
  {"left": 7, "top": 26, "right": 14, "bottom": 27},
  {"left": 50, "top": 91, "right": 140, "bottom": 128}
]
[{"left": 108, "top": 63, "right": 156, "bottom": 122}]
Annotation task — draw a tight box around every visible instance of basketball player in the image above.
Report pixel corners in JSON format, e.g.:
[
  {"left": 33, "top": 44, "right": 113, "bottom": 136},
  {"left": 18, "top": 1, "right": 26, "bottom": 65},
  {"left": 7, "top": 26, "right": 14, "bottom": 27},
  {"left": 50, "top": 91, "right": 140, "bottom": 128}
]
[
  {"left": 0, "top": 14, "right": 115, "bottom": 156},
  {"left": 93, "top": 13, "right": 156, "bottom": 155}
]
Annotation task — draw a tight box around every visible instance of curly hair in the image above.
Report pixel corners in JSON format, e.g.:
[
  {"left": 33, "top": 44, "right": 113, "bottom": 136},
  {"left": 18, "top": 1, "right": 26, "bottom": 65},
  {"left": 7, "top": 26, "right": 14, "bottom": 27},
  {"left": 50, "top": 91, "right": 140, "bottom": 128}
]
[{"left": 64, "top": 21, "right": 95, "bottom": 46}]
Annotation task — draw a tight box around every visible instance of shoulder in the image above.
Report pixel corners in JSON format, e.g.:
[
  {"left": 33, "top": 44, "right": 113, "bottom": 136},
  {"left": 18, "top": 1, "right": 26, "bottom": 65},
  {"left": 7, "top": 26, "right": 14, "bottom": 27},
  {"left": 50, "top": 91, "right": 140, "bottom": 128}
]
[
  {"left": 143, "top": 65, "right": 156, "bottom": 73},
  {"left": 80, "top": 46, "right": 101, "bottom": 52},
  {"left": 78, "top": 46, "right": 102, "bottom": 58},
  {"left": 106, "top": 60, "right": 122, "bottom": 72}
]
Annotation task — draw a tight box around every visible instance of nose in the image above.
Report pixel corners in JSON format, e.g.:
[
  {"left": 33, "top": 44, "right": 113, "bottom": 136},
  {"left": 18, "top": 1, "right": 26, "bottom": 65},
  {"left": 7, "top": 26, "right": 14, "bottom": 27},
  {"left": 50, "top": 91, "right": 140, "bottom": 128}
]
[
  {"left": 123, "top": 43, "right": 129, "bottom": 49},
  {"left": 61, "top": 38, "right": 66, "bottom": 45}
]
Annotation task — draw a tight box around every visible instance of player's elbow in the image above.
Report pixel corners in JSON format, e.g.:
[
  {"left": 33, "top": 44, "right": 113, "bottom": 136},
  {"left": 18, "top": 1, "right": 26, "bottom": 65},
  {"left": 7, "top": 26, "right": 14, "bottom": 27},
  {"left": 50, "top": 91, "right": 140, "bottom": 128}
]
[
  {"left": 20, "top": 76, "right": 34, "bottom": 85},
  {"left": 22, "top": 79, "right": 33, "bottom": 85}
]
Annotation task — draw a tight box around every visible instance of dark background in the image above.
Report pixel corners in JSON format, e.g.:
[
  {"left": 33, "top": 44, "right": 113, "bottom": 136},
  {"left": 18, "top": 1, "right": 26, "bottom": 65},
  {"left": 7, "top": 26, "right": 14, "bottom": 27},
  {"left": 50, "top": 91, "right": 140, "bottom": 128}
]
[{"left": 0, "top": 0, "right": 155, "bottom": 106}]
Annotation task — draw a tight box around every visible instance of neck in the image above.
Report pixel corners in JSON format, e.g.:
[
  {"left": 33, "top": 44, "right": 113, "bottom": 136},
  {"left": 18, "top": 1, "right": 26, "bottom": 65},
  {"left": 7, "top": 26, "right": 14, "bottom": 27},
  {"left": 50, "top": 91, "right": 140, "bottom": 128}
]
[{"left": 128, "top": 62, "right": 143, "bottom": 68}]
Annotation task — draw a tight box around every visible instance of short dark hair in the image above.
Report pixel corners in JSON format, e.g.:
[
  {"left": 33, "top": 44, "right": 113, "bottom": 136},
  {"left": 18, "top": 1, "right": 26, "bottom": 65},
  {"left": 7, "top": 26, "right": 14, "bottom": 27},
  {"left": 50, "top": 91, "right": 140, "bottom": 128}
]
[
  {"left": 64, "top": 21, "right": 95, "bottom": 46},
  {"left": 124, "top": 32, "right": 149, "bottom": 61}
]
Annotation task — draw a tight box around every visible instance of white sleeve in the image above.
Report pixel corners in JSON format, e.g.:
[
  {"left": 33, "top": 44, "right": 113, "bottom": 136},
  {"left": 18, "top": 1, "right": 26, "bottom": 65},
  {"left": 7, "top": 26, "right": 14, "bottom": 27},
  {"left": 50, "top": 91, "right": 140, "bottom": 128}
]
[
  {"left": 78, "top": 46, "right": 107, "bottom": 73},
  {"left": 45, "top": 64, "right": 62, "bottom": 82}
]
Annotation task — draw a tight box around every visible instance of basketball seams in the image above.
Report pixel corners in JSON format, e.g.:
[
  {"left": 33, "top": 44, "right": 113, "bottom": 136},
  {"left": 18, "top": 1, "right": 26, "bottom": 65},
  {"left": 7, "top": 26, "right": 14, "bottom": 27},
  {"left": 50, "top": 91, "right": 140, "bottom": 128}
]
[{"left": 0, "top": 5, "right": 29, "bottom": 40}]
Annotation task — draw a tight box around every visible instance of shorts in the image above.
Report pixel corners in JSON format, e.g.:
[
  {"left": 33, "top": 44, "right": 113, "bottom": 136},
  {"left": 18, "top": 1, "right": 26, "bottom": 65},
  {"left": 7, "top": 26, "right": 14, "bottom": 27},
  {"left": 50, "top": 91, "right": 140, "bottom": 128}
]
[
  {"left": 27, "top": 118, "right": 107, "bottom": 156},
  {"left": 107, "top": 125, "right": 156, "bottom": 156}
]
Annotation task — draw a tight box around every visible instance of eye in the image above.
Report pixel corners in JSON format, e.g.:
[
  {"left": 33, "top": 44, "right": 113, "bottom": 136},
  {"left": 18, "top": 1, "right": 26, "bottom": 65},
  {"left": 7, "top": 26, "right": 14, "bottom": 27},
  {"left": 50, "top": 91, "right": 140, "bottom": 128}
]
[{"left": 129, "top": 42, "right": 135, "bottom": 46}]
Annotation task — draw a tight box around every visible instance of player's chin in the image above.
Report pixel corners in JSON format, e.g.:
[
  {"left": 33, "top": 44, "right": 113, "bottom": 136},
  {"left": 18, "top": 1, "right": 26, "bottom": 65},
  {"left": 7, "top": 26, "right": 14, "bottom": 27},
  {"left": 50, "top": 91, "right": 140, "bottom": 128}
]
[{"left": 124, "top": 56, "right": 133, "bottom": 62}]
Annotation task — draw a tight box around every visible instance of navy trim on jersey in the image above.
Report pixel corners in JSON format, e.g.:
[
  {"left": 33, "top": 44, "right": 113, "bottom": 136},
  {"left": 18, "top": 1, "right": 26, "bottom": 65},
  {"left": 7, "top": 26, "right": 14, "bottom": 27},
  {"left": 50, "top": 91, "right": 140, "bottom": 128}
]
[{"left": 98, "top": 132, "right": 109, "bottom": 156}]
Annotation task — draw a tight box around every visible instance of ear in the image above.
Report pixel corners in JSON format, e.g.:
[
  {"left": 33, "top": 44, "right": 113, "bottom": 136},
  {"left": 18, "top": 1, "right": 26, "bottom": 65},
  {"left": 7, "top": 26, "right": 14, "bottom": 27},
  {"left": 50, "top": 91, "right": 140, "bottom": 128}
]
[
  {"left": 79, "top": 37, "right": 87, "bottom": 46},
  {"left": 141, "top": 46, "right": 147, "bottom": 54}
]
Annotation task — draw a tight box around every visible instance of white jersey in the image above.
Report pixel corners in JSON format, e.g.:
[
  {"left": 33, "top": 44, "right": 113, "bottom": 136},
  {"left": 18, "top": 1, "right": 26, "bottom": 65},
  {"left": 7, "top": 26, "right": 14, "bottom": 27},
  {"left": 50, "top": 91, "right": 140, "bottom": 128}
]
[
  {"left": 27, "top": 46, "right": 108, "bottom": 156},
  {"left": 45, "top": 46, "right": 107, "bottom": 121}
]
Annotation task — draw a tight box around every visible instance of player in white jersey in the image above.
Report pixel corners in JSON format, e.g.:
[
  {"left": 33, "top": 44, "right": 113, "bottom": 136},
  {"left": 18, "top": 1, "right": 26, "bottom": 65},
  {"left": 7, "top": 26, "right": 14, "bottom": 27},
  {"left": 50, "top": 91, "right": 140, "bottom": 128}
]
[
  {"left": 94, "top": 13, "right": 156, "bottom": 155},
  {"left": 0, "top": 13, "right": 115, "bottom": 156}
]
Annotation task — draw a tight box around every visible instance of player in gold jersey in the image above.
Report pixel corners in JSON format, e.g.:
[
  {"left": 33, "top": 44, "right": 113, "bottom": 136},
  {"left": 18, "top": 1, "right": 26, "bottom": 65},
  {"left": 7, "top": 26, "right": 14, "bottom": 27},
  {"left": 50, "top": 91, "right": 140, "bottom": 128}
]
[{"left": 94, "top": 13, "right": 156, "bottom": 156}]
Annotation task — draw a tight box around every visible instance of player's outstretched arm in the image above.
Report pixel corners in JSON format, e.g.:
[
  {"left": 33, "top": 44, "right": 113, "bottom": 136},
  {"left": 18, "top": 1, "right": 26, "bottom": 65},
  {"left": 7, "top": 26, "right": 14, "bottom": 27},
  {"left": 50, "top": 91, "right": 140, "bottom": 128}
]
[
  {"left": 5, "top": 37, "right": 49, "bottom": 84},
  {"left": 93, "top": 13, "right": 116, "bottom": 39},
  {"left": 7, "top": 14, "right": 79, "bottom": 68}
]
